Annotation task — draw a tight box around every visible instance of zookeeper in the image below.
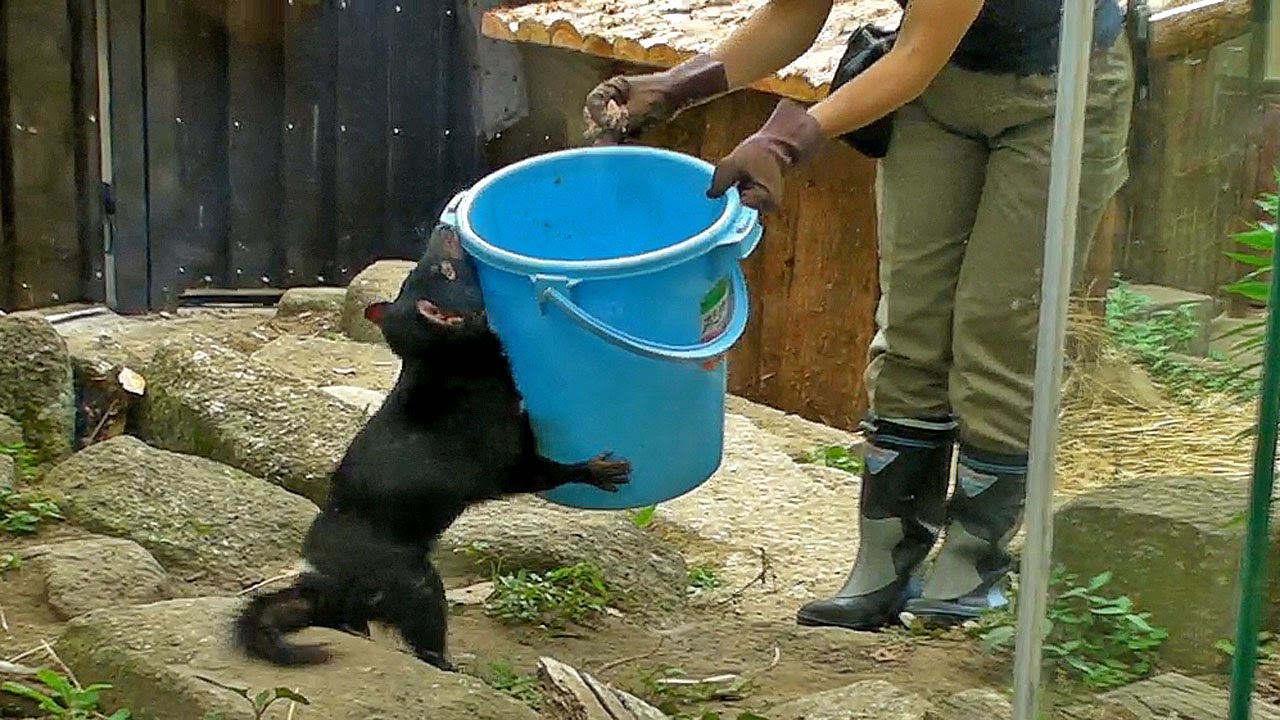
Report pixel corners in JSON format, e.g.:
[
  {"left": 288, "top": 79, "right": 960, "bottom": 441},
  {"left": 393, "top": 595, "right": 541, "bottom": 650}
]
[{"left": 581, "top": 0, "right": 1134, "bottom": 629}]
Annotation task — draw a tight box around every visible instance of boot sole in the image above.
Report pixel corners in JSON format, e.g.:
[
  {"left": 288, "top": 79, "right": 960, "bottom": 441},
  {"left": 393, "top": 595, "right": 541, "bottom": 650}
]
[{"left": 793, "top": 608, "right": 898, "bottom": 632}]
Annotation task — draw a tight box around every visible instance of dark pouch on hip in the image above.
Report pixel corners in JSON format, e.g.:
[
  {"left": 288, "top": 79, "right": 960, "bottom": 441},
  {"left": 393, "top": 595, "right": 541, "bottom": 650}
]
[{"left": 829, "top": 23, "right": 898, "bottom": 159}]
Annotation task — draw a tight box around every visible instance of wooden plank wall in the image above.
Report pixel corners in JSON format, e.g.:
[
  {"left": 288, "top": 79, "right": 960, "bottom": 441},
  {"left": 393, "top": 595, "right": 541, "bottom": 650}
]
[
  {"left": 0, "top": 0, "right": 104, "bottom": 311},
  {"left": 141, "top": 0, "right": 484, "bottom": 309},
  {"left": 1117, "top": 35, "right": 1258, "bottom": 297}
]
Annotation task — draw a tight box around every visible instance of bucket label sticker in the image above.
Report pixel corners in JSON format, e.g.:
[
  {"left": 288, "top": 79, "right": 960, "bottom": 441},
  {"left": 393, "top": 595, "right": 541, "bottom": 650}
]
[{"left": 700, "top": 277, "right": 732, "bottom": 342}]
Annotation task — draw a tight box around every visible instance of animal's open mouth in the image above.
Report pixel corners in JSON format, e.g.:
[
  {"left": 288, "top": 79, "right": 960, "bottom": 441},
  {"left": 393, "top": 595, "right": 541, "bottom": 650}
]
[{"left": 416, "top": 299, "right": 466, "bottom": 327}]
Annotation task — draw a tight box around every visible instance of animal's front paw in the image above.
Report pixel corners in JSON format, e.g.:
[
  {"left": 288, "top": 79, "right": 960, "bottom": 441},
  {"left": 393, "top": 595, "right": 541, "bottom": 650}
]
[{"left": 586, "top": 451, "right": 632, "bottom": 492}]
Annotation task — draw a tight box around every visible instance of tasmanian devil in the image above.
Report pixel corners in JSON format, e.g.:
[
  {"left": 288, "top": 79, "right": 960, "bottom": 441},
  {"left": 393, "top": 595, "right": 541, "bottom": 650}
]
[{"left": 231, "top": 223, "right": 631, "bottom": 671}]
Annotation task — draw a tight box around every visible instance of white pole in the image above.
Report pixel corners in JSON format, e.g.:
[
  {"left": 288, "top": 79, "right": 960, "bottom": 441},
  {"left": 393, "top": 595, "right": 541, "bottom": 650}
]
[{"left": 1010, "top": 0, "right": 1097, "bottom": 716}]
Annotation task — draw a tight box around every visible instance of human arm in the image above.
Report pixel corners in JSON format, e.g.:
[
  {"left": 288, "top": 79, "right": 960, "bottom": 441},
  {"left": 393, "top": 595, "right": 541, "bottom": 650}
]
[
  {"left": 707, "top": 0, "right": 987, "bottom": 211},
  {"left": 582, "top": 0, "right": 834, "bottom": 141}
]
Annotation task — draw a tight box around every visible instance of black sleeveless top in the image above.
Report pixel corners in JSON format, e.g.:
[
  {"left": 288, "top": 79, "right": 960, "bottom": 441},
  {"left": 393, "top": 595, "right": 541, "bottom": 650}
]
[{"left": 893, "top": 0, "right": 1126, "bottom": 75}]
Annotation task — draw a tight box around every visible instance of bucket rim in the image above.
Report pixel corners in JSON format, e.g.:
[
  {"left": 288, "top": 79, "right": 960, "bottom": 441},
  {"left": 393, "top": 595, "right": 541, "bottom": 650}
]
[{"left": 450, "top": 146, "right": 747, "bottom": 280}]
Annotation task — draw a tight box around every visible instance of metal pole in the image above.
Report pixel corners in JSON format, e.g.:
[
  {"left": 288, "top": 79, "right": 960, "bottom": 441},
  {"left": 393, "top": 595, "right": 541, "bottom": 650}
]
[
  {"left": 1227, "top": 180, "right": 1280, "bottom": 720},
  {"left": 1010, "top": 0, "right": 1096, "bottom": 716}
]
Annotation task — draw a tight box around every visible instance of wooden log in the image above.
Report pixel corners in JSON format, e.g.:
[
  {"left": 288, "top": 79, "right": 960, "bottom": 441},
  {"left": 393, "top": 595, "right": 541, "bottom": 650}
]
[
  {"left": 535, "top": 656, "right": 667, "bottom": 720},
  {"left": 1147, "top": 0, "right": 1253, "bottom": 60}
]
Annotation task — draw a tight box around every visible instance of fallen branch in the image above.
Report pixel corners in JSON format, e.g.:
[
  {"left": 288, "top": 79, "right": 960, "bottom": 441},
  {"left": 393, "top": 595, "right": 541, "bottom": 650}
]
[
  {"left": 537, "top": 656, "right": 667, "bottom": 720},
  {"left": 715, "top": 546, "right": 775, "bottom": 607},
  {"left": 595, "top": 637, "right": 665, "bottom": 674}
]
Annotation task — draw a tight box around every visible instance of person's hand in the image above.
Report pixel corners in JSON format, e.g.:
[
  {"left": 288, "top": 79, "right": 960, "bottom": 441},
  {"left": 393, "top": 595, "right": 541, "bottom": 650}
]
[
  {"left": 583, "top": 55, "right": 728, "bottom": 144},
  {"left": 707, "top": 99, "right": 826, "bottom": 213}
]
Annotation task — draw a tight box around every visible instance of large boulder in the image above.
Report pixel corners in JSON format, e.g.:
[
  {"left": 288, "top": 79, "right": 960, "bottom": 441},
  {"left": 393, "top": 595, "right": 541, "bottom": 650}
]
[
  {"left": 1053, "top": 474, "right": 1277, "bottom": 672},
  {"left": 0, "top": 412, "right": 23, "bottom": 446},
  {"left": 725, "top": 394, "right": 862, "bottom": 460},
  {"left": 26, "top": 536, "right": 170, "bottom": 620},
  {"left": 138, "top": 336, "right": 366, "bottom": 503},
  {"left": 273, "top": 286, "right": 346, "bottom": 331},
  {"left": 0, "top": 312, "right": 75, "bottom": 465},
  {"left": 1059, "top": 672, "right": 1280, "bottom": 720},
  {"left": 341, "top": 260, "right": 414, "bottom": 343},
  {"left": 56, "top": 597, "right": 542, "bottom": 720},
  {"left": 927, "top": 688, "right": 1011, "bottom": 720},
  {"left": 42, "top": 435, "right": 318, "bottom": 590},
  {"left": 0, "top": 454, "right": 13, "bottom": 493},
  {"left": 765, "top": 680, "right": 928, "bottom": 720},
  {"left": 250, "top": 334, "right": 401, "bottom": 391},
  {"left": 437, "top": 497, "right": 689, "bottom": 618}
]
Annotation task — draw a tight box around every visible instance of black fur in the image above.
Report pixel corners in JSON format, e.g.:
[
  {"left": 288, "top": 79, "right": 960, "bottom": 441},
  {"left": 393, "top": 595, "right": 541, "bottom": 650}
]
[{"left": 232, "top": 224, "right": 631, "bottom": 670}]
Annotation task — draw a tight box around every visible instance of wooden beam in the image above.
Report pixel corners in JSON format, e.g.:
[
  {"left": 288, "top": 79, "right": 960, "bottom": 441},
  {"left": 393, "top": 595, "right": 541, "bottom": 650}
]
[{"left": 1148, "top": 0, "right": 1254, "bottom": 60}]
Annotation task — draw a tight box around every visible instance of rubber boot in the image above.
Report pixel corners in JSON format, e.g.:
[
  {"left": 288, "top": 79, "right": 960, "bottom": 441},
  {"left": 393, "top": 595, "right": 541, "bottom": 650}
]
[
  {"left": 904, "top": 445, "right": 1027, "bottom": 626},
  {"left": 795, "top": 418, "right": 955, "bottom": 631}
]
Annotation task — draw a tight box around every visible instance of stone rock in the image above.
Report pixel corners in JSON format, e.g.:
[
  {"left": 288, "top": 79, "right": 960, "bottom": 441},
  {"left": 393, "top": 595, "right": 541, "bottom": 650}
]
[
  {"left": 766, "top": 679, "right": 928, "bottom": 720},
  {"left": 56, "top": 597, "right": 541, "bottom": 720},
  {"left": 1053, "top": 474, "right": 1278, "bottom": 672},
  {"left": 0, "top": 312, "right": 76, "bottom": 465},
  {"left": 725, "top": 394, "right": 862, "bottom": 460},
  {"left": 1072, "top": 672, "right": 1280, "bottom": 720},
  {"left": 341, "top": 260, "right": 414, "bottom": 343},
  {"left": 437, "top": 496, "right": 688, "bottom": 617},
  {"left": 274, "top": 286, "right": 346, "bottom": 326},
  {"left": 320, "top": 385, "right": 386, "bottom": 416},
  {"left": 0, "top": 412, "right": 23, "bottom": 446},
  {"left": 42, "top": 435, "right": 318, "bottom": 589},
  {"left": 250, "top": 334, "right": 401, "bottom": 391},
  {"left": 0, "top": 454, "right": 13, "bottom": 493},
  {"left": 926, "top": 688, "right": 1011, "bottom": 720},
  {"left": 27, "top": 536, "right": 169, "bottom": 620},
  {"left": 138, "top": 336, "right": 365, "bottom": 503}
]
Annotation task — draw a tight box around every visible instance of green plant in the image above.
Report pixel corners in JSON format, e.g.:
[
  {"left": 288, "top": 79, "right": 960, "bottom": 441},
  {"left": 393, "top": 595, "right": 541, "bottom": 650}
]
[
  {"left": 483, "top": 561, "right": 614, "bottom": 627},
  {"left": 1104, "top": 281, "right": 1258, "bottom": 400},
  {"left": 195, "top": 676, "right": 310, "bottom": 720},
  {"left": 686, "top": 565, "right": 721, "bottom": 595},
  {"left": 1, "top": 488, "right": 63, "bottom": 534},
  {"left": 970, "top": 567, "right": 1167, "bottom": 690},
  {"left": 1, "top": 441, "right": 39, "bottom": 481},
  {"left": 1, "top": 668, "right": 131, "bottom": 719},
  {"left": 1215, "top": 631, "right": 1280, "bottom": 662},
  {"left": 0, "top": 551, "right": 20, "bottom": 573},
  {"left": 796, "top": 444, "right": 863, "bottom": 474},
  {"left": 1218, "top": 171, "right": 1280, "bottom": 379},
  {"left": 479, "top": 661, "right": 543, "bottom": 709},
  {"left": 628, "top": 504, "right": 658, "bottom": 528}
]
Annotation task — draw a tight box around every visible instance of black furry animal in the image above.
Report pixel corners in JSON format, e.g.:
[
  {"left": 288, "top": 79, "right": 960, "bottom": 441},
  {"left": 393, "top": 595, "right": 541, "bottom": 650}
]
[{"left": 232, "top": 224, "right": 631, "bottom": 670}]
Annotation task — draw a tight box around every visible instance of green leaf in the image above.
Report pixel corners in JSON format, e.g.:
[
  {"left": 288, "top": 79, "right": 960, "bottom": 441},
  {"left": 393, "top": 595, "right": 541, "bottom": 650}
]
[
  {"left": 272, "top": 687, "right": 311, "bottom": 705},
  {"left": 1226, "top": 251, "right": 1273, "bottom": 267},
  {"left": 108, "top": 710, "right": 133, "bottom": 720},
  {"left": 1223, "top": 280, "right": 1271, "bottom": 302}
]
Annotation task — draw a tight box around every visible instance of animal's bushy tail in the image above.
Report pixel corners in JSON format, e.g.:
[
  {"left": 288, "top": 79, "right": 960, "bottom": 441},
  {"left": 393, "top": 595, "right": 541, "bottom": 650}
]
[{"left": 232, "top": 581, "right": 332, "bottom": 666}]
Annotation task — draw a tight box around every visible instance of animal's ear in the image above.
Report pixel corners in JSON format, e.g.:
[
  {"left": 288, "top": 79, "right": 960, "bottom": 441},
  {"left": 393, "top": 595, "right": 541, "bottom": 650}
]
[
  {"left": 363, "top": 301, "right": 389, "bottom": 326},
  {"left": 426, "top": 223, "right": 465, "bottom": 261}
]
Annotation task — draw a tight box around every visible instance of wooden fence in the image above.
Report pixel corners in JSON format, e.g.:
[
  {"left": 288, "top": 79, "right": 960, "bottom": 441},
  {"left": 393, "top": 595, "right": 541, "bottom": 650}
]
[{"left": 1, "top": 0, "right": 484, "bottom": 314}]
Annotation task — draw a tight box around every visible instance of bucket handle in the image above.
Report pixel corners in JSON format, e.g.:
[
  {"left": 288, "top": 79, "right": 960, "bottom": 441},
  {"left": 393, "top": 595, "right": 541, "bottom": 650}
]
[{"left": 536, "top": 266, "right": 750, "bottom": 365}]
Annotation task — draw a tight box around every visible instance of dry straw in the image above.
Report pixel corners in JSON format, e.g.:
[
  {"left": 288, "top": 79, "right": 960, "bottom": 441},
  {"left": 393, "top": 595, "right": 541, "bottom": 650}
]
[{"left": 1054, "top": 301, "right": 1256, "bottom": 498}]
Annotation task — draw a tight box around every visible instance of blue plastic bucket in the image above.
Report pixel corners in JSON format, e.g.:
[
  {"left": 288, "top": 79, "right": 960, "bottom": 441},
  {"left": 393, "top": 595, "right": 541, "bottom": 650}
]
[{"left": 441, "top": 145, "right": 763, "bottom": 510}]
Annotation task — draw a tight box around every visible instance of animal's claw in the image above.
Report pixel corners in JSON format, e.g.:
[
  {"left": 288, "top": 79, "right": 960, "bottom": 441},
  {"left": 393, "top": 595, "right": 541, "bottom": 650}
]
[{"left": 586, "top": 451, "right": 632, "bottom": 492}]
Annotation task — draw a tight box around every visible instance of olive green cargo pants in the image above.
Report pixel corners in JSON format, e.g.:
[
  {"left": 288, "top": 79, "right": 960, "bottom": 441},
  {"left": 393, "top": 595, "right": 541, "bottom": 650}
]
[{"left": 864, "top": 36, "right": 1135, "bottom": 457}]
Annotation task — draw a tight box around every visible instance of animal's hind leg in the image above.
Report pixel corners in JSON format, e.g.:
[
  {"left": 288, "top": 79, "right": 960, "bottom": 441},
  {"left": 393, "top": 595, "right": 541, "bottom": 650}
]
[{"left": 379, "top": 560, "right": 452, "bottom": 671}]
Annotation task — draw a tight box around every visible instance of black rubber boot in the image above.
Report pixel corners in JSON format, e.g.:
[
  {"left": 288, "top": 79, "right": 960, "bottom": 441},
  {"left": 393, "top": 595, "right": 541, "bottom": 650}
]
[
  {"left": 795, "top": 417, "right": 955, "bottom": 631},
  {"left": 904, "top": 445, "right": 1027, "bottom": 626}
]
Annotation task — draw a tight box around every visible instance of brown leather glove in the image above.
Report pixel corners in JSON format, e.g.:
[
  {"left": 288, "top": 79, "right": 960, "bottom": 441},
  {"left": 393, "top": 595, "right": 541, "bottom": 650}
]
[
  {"left": 706, "top": 99, "right": 826, "bottom": 213},
  {"left": 583, "top": 55, "right": 729, "bottom": 143}
]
